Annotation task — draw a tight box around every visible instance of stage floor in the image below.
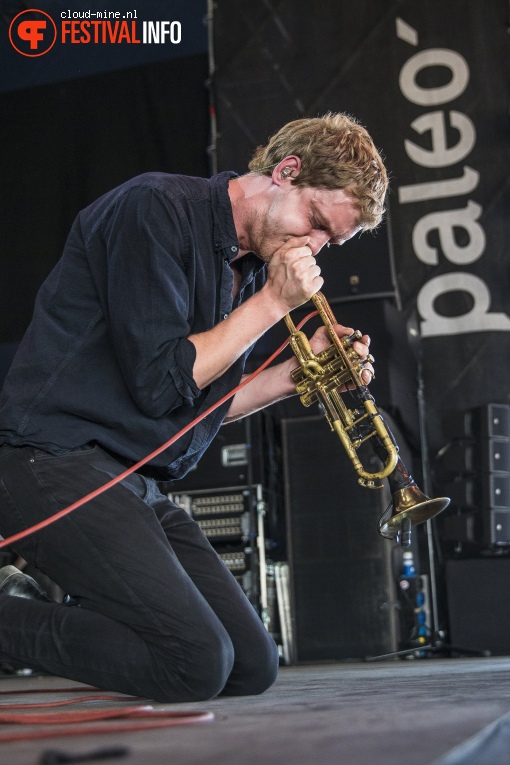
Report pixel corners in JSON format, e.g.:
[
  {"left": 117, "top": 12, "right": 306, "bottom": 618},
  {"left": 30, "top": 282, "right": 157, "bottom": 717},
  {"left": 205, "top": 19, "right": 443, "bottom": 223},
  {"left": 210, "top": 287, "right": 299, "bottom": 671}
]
[{"left": 2, "top": 657, "right": 510, "bottom": 765}]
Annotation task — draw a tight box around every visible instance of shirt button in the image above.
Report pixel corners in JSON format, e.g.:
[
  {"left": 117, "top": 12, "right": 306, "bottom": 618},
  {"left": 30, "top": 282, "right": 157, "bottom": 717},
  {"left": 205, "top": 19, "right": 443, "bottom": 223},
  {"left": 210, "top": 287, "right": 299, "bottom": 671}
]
[
  {"left": 231, "top": 246, "right": 238, "bottom": 252},
  {"left": 223, "top": 314, "right": 228, "bottom": 320}
]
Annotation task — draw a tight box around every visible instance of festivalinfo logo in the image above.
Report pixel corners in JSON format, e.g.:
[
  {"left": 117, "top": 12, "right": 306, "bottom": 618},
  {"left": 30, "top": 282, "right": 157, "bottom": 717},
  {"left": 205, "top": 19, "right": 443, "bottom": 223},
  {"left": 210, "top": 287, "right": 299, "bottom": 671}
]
[
  {"left": 9, "top": 9, "right": 57, "bottom": 56},
  {"left": 8, "top": 7, "right": 182, "bottom": 57}
]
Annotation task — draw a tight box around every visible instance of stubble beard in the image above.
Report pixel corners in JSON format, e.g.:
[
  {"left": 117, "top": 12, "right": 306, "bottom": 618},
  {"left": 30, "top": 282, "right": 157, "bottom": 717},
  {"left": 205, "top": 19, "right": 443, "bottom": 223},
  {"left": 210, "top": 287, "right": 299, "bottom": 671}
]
[{"left": 243, "top": 209, "right": 282, "bottom": 264}]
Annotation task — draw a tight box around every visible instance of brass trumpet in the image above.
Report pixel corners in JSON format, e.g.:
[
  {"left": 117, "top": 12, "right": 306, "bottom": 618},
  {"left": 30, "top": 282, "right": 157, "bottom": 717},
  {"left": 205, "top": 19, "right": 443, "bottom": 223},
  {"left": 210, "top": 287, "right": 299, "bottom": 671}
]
[{"left": 284, "top": 291, "right": 450, "bottom": 546}]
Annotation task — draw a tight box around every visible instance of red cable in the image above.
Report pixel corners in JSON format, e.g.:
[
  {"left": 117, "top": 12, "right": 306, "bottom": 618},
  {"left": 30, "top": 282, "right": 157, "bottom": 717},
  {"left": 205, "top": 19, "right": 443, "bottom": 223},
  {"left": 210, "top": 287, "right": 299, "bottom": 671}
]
[
  {"left": 0, "top": 705, "right": 154, "bottom": 724},
  {"left": 0, "top": 311, "right": 318, "bottom": 551},
  {"left": 0, "top": 709, "right": 215, "bottom": 742},
  {"left": 0, "top": 686, "right": 214, "bottom": 740}
]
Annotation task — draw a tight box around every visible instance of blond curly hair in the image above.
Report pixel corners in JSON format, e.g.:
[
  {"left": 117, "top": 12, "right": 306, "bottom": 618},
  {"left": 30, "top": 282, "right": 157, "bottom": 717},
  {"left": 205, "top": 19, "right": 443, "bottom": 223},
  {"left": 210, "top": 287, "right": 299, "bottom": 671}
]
[{"left": 248, "top": 113, "right": 388, "bottom": 230}]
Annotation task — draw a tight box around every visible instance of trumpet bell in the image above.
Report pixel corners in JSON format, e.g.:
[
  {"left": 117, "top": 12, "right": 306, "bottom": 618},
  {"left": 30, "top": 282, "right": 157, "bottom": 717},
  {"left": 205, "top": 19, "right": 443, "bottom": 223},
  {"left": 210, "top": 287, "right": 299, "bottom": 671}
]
[{"left": 379, "top": 485, "right": 450, "bottom": 538}]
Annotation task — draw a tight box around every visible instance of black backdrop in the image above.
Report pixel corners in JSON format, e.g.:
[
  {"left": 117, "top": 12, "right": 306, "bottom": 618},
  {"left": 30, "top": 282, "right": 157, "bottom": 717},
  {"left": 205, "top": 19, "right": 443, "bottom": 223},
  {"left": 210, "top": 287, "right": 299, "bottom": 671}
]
[
  {"left": 0, "top": 0, "right": 209, "bottom": 345},
  {"left": 0, "top": 56, "right": 210, "bottom": 343}
]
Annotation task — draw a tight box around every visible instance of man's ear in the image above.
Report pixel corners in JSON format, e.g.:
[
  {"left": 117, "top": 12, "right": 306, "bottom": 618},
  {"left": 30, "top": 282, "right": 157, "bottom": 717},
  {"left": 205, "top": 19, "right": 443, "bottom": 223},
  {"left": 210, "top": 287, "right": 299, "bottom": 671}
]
[{"left": 273, "top": 156, "right": 302, "bottom": 184}]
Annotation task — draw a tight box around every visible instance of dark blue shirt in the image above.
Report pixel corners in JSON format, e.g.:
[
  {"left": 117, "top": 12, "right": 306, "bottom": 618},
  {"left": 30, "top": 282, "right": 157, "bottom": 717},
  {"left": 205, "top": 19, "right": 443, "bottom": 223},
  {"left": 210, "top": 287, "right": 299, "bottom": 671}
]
[{"left": 0, "top": 172, "right": 266, "bottom": 479}]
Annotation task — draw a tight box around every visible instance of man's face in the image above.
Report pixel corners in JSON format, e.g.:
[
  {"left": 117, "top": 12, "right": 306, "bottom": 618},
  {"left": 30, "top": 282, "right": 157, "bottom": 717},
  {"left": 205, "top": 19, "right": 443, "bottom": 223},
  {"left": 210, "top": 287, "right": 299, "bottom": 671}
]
[{"left": 245, "top": 183, "right": 362, "bottom": 262}]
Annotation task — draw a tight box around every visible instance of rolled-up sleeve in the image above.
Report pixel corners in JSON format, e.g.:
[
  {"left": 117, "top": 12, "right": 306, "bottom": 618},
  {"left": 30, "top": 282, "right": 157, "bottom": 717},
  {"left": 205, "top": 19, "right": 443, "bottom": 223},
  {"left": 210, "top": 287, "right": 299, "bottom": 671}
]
[{"left": 93, "top": 185, "right": 202, "bottom": 418}]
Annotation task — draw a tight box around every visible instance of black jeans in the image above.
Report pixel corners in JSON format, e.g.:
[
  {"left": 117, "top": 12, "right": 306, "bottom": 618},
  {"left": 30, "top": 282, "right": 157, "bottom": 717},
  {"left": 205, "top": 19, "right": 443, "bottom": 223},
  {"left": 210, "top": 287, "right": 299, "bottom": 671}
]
[{"left": 0, "top": 444, "right": 278, "bottom": 702}]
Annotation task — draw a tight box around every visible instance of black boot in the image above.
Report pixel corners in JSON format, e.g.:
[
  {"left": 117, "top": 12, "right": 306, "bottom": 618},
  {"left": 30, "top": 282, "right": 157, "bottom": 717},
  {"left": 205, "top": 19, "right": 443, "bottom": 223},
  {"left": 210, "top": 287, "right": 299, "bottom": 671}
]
[{"left": 0, "top": 565, "right": 53, "bottom": 602}]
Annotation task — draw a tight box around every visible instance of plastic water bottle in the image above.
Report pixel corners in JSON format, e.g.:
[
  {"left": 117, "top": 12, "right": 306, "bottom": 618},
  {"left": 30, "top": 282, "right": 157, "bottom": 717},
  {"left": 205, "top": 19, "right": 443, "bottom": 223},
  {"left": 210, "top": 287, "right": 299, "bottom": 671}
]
[{"left": 402, "top": 551, "right": 416, "bottom": 578}]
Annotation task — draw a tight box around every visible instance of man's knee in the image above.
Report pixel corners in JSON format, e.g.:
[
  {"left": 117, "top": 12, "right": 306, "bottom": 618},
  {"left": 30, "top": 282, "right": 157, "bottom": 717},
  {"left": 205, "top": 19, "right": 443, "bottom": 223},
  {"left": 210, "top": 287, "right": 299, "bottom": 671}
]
[
  {"left": 222, "top": 632, "right": 279, "bottom": 697},
  {"left": 153, "top": 629, "right": 236, "bottom": 703},
  {"left": 245, "top": 636, "right": 279, "bottom": 694}
]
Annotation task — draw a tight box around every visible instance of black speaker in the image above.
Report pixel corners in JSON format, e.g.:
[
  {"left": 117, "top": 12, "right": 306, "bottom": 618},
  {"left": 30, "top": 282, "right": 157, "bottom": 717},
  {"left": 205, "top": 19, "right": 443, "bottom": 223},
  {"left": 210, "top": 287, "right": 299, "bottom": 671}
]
[
  {"left": 485, "top": 439, "right": 510, "bottom": 474},
  {"left": 445, "top": 557, "right": 510, "bottom": 655},
  {"left": 444, "top": 403, "right": 510, "bottom": 440},
  {"left": 440, "top": 404, "right": 510, "bottom": 548},
  {"left": 281, "top": 415, "right": 400, "bottom": 662},
  {"left": 169, "top": 411, "right": 273, "bottom": 491}
]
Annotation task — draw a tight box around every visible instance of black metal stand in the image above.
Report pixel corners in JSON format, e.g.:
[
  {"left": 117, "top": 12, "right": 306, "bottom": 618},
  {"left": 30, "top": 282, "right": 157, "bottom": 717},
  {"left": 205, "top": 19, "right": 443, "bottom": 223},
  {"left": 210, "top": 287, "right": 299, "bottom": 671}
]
[
  {"left": 365, "top": 642, "right": 490, "bottom": 662},
  {"left": 366, "top": 311, "right": 489, "bottom": 661},
  {"left": 410, "top": 313, "right": 442, "bottom": 640}
]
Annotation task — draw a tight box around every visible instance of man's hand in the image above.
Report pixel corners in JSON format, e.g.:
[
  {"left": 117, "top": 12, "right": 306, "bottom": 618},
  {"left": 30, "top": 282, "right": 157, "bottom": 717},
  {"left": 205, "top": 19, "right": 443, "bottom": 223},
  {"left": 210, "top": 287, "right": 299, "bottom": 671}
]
[
  {"left": 307, "top": 323, "right": 374, "bottom": 387},
  {"left": 189, "top": 237, "right": 322, "bottom": 390},
  {"left": 262, "top": 237, "right": 323, "bottom": 312},
  {"left": 226, "top": 323, "right": 374, "bottom": 421}
]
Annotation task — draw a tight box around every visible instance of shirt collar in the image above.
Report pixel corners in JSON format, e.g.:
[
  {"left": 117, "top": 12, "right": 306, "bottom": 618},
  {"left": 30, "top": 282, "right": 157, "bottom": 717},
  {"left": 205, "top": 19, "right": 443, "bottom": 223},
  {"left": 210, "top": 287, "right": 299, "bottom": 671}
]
[{"left": 210, "top": 171, "right": 240, "bottom": 262}]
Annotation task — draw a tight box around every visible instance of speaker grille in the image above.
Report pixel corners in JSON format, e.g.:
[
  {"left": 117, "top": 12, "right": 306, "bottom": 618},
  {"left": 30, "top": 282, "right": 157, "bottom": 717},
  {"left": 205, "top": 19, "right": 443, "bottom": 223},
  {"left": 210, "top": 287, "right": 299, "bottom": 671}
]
[{"left": 282, "top": 415, "right": 399, "bottom": 661}]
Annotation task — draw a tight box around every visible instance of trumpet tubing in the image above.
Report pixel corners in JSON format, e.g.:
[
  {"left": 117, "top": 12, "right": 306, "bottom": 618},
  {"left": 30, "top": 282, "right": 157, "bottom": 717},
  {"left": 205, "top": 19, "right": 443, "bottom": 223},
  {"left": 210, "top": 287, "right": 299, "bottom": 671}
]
[{"left": 285, "top": 291, "right": 450, "bottom": 545}]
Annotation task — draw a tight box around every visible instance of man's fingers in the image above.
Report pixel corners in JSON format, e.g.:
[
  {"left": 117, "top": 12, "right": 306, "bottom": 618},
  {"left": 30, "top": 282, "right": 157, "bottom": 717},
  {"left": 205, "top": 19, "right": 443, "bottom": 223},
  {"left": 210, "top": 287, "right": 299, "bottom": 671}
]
[
  {"left": 273, "top": 237, "right": 311, "bottom": 260},
  {"left": 361, "top": 362, "right": 375, "bottom": 384}
]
